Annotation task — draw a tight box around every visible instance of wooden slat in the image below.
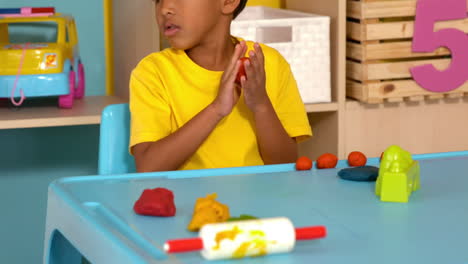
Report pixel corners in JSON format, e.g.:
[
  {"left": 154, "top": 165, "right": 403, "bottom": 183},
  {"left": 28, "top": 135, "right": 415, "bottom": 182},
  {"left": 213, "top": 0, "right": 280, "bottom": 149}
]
[
  {"left": 347, "top": 42, "right": 364, "bottom": 61},
  {"left": 427, "top": 94, "right": 445, "bottom": 100},
  {"left": 407, "top": 95, "right": 424, "bottom": 102},
  {"left": 387, "top": 97, "right": 404, "bottom": 103},
  {"left": 348, "top": 0, "right": 417, "bottom": 19},
  {"left": 347, "top": 41, "right": 450, "bottom": 61},
  {"left": 364, "top": 41, "right": 450, "bottom": 60},
  {"left": 347, "top": 80, "right": 384, "bottom": 103},
  {"left": 347, "top": 1, "right": 362, "bottom": 20},
  {"left": 446, "top": 93, "right": 465, "bottom": 99},
  {"left": 366, "top": 58, "right": 451, "bottom": 80},
  {"left": 347, "top": 21, "right": 363, "bottom": 41},
  {"left": 347, "top": 58, "right": 452, "bottom": 81},
  {"left": 365, "top": 19, "right": 468, "bottom": 41},
  {"left": 347, "top": 79, "right": 468, "bottom": 103},
  {"left": 346, "top": 79, "right": 368, "bottom": 102},
  {"left": 346, "top": 60, "right": 364, "bottom": 81},
  {"left": 347, "top": 0, "right": 468, "bottom": 20}
]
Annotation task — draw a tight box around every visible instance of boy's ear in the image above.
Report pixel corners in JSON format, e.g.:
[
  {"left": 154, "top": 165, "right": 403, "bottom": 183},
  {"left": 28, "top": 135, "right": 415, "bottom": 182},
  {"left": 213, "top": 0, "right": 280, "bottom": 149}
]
[{"left": 221, "top": 0, "right": 241, "bottom": 16}]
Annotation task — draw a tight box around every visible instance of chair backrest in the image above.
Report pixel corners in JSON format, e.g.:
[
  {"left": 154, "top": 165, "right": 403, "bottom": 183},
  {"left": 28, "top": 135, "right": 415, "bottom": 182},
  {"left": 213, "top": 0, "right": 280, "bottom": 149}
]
[{"left": 98, "top": 103, "right": 136, "bottom": 175}]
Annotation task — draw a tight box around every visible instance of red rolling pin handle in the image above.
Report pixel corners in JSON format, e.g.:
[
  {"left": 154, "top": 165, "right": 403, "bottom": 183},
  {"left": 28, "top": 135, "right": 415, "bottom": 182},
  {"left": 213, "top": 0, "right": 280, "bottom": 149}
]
[
  {"left": 164, "top": 238, "right": 203, "bottom": 253},
  {"left": 295, "top": 226, "right": 327, "bottom": 240}
]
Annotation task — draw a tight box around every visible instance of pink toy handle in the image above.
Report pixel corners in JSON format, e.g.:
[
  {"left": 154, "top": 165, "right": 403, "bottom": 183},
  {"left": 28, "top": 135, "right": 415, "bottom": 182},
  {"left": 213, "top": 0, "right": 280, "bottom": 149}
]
[
  {"left": 411, "top": 0, "right": 468, "bottom": 93},
  {"left": 10, "top": 43, "right": 29, "bottom": 106}
]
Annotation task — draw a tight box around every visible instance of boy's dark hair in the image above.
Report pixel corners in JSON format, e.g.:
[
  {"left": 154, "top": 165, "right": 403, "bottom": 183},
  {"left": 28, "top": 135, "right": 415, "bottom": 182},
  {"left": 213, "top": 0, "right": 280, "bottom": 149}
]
[{"left": 233, "top": 0, "right": 248, "bottom": 19}]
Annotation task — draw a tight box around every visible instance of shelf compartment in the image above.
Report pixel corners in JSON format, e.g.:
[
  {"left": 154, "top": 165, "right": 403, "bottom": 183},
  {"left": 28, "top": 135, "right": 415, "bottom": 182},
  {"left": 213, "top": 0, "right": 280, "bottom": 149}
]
[{"left": 0, "top": 96, "right": 126, "bottom": 129}]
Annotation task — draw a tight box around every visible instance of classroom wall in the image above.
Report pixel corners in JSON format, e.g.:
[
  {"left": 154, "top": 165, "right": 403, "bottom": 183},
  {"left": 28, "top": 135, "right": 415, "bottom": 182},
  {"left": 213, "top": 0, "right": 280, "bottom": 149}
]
[{"left": 0, "top": 125, "right": 99, "bottom": 263}]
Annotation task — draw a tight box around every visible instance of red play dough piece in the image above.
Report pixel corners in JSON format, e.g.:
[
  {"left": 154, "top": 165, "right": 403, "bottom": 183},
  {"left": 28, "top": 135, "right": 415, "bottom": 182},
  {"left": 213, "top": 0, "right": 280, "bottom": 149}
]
[
  {"left": 134, "top": 188, "right": 176, "bottom": 217},
  {"left": 296, "top": 156, "right": 313, "bottom": 170},
  {"left": 316, "top": 153, "right": 338, "bottom": 169},
  {"left": 236, "top": 57, "right": 251, "bottom": 83},
  {"left": 348, "top": 151, "right": 367, "bottom": 167}
]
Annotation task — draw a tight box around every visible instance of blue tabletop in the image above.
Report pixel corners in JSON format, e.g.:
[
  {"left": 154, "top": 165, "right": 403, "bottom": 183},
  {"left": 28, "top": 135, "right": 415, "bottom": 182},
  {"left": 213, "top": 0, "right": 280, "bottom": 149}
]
[{"left": 49, "top": 153, "right": 468, "bottom": 264}]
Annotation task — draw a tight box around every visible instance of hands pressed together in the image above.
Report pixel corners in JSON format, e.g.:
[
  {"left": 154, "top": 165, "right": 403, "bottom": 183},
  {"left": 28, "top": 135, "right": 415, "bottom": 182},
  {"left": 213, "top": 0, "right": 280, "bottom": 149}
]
[{"left": 212, "top": 41, "right": 269, "bottom": 117}]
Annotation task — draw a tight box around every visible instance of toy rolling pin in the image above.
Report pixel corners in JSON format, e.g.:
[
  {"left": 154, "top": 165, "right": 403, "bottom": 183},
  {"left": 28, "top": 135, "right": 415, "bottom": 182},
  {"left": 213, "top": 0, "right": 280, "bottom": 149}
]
[{"left": 164, "top": 217, "right": 326, "bottom": 260}]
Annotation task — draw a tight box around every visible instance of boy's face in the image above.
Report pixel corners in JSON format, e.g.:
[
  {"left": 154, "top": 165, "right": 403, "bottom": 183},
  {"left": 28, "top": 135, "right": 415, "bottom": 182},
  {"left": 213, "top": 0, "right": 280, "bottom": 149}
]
[{"left": 155, "top": 0, "right": 238, "bottom": 50}]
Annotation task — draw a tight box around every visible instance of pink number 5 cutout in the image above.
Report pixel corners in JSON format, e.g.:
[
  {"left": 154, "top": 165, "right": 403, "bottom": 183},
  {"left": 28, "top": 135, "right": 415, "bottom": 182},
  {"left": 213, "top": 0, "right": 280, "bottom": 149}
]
[{"left": 411, "top": 0, "right": 468, "bottom": 93}]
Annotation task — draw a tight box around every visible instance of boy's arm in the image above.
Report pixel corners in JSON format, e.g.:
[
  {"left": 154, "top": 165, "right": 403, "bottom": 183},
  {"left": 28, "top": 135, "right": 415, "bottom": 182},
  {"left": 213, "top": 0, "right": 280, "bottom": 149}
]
[
  {"left": 132, "top": 104, "right": 224, "bottom": 172},
  {"left": 241, "top": 43, "right": 298, "bottom": 164},
  {"left": 253, "top": 102, "right": 298, "bottom": 164},
  {"left": 132, "top": 42, "right": 248, "bottom": 172}
]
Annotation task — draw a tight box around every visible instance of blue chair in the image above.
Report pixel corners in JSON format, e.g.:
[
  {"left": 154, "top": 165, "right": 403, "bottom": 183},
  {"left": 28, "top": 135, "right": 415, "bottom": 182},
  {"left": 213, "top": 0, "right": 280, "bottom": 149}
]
[{"left": 98, "top": 103, "right": 136, "bottom": 175}]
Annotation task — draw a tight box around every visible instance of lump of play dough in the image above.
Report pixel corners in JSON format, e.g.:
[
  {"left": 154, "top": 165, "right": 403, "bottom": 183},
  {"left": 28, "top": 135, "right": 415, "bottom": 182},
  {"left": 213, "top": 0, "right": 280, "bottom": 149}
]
[
  {"left": 316, "top": 153, "right": 338, "bottom": 169},
  {"left": 338, "top": 166, "right": 379, "bottom": 182},
  {"left": 133, "top": 187, "right": 176, "bottom": 217},
  {"left": 187, "top": 193, "right": 230, "bottom": 232},
  {"left": 296, "top": 156, "right": 313, "bottom": 170},
  {"left": 227, "top": 214, "right": 258, "bottom": 222},
  {"left": 348, "top": 151, "right": 367, "bottom": 167}
]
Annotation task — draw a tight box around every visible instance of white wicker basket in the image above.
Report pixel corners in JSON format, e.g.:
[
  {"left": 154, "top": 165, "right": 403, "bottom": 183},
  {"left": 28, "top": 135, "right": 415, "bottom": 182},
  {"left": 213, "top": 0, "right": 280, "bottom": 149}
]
[{"left": 231, "top": 6, "right": 331, "bottom": 103}]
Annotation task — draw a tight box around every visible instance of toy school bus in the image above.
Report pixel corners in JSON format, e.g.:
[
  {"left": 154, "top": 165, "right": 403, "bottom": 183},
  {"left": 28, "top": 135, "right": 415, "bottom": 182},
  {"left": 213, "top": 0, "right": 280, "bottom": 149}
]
[{"left": 0, "top": 7, "right": 85, "bottom": 108}]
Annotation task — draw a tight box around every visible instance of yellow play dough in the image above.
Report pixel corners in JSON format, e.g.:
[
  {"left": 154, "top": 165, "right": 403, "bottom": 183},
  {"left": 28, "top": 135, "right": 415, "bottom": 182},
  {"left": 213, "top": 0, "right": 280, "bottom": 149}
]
[{"left": 187, "top": 193, "right": 230, "bottom": 232}]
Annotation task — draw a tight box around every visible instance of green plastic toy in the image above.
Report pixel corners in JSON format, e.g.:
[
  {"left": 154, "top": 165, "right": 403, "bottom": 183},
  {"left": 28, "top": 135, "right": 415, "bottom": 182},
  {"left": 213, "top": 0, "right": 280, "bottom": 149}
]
[{"left": 376, "top": 145, "right": 420, "bottom": 203}]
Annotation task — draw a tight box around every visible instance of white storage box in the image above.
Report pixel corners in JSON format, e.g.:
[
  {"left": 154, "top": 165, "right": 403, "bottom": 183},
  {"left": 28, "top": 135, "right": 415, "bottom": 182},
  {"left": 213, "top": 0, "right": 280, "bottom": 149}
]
[{"left": 231, "top": 6, "right": 331, "bottom": 103}]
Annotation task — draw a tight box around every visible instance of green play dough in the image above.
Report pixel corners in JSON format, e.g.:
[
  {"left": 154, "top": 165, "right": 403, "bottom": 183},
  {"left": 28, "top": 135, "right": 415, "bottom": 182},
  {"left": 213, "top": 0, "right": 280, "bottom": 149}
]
[{"left": 227, "top": 214, "right": 258, "bottom": 222}]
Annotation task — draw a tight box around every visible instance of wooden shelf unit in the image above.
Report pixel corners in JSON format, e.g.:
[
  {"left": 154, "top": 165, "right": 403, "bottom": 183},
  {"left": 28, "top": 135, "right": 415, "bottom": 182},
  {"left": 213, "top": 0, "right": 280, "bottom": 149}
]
[{"left": 287, "top": 0, "right": 347, "bottom": 159}]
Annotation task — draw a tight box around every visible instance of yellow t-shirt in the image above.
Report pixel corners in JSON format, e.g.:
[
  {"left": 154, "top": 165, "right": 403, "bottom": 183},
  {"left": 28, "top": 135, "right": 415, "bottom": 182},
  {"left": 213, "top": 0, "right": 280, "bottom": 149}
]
[{"left": 129, "top": 40, "right": 312, "bottom": 170}]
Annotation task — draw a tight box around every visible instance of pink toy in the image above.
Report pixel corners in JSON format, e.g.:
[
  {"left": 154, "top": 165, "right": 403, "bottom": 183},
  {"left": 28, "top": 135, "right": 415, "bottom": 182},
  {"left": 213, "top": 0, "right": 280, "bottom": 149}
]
[
  {"left": 10, "top": 43, "right": 29, "bottom": 106},
  {"left": 411, "top": 0, "right": 468, "bottom": 93},
  {"left": 0, "top": 7, "right": 54, "bottom": 18}
]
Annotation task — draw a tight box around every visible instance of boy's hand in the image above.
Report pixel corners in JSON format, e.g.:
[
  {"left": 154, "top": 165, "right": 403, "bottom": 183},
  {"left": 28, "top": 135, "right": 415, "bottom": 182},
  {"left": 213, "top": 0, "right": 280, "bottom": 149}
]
[
  {"left": 212, "top": 41, "right": 247, "bottom": 117},
  {"left": 240, "top": 43, "right": 269, "bottom": 113}
]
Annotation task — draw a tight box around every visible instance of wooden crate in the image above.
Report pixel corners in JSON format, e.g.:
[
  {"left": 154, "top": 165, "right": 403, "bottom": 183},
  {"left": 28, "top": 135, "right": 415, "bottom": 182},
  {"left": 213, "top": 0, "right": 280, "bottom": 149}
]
[{"left": 346, "top": 0, "right": 468, "bottom": 103}]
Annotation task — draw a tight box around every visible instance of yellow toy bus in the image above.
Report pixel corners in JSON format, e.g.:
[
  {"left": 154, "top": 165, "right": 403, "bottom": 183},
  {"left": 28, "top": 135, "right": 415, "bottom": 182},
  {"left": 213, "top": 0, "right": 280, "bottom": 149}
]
[{"left": 0, "top": 7, "right": 84, "bottom": 108}]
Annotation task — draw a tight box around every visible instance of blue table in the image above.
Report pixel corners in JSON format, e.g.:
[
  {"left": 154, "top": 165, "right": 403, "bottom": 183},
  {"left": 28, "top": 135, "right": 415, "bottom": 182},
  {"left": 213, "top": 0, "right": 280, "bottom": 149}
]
[{"left": 43, "top": 152, "right": 468, "bottom": 264}]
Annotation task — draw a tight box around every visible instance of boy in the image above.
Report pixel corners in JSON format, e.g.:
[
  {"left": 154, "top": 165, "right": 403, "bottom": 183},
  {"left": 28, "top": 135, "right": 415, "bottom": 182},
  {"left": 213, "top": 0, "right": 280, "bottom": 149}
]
[{"left": 130, "top": 0, "right": 312, "bottom": 172}]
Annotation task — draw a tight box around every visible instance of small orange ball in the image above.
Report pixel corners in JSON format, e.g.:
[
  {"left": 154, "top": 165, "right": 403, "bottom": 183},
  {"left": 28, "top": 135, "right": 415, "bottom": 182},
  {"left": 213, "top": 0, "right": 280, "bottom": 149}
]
[
  {"left": 348, "top": 151, "right": 367, "bottom": 167},
  {"left": 316, "top": 153, "right": 338, "bottom": 169},
  {"left": 296, "top": 156, "right": 313, "bottom": 170}
]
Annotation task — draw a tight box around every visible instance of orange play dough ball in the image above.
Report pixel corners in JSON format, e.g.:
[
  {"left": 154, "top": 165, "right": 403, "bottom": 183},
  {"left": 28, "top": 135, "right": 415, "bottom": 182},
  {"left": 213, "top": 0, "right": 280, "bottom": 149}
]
[
  {"left": 296, "top": 156, "right": 313, "bottom": 170},
  {"left": 316, "top": 153, "right": 338, "bottom": 169},
  {"left": 348, "top": 151, "right": 367, "bottom": 167}
]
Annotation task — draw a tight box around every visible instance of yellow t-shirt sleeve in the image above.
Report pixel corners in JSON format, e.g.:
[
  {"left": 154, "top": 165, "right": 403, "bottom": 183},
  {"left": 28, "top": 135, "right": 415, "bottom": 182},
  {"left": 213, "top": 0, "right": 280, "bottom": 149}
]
[
  {"left": 129, "top": 58, "right": 172, "bottom": 152},
  {"left": 273, "top": 54, "right": 313, "bottom": 143}
]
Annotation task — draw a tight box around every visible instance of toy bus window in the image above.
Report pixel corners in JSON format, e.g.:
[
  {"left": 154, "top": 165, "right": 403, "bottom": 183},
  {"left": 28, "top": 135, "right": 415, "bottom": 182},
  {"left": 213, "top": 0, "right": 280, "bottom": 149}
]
[
  {"left": 65, "top": 25, "right": 69, "bottom": 43},
  {"left": 8, "top": 21, "right": 57, "bottom": 44}
]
